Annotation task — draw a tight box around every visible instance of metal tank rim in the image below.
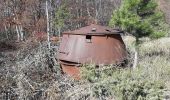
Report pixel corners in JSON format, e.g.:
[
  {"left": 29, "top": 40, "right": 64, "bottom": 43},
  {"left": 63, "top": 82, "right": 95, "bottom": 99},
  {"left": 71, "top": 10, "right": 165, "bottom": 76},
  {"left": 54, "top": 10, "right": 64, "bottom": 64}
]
[{"left": 62, "top": 24, "right": 123, "bottom": 35}]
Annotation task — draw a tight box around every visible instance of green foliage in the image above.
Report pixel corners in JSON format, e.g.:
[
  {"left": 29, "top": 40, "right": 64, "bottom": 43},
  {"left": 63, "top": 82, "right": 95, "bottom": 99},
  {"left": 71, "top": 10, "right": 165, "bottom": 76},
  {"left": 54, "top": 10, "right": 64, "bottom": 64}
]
[
  {"left": 109, "top": 0, "right": 169, "bottom": 39},
  {"left": 81, "top": 65, "right": 166, "bottom": 100},
  {"left": 54, "top": 1, "right": 69, "bottom": 29},
  {"left": 150, "top": 31, "right": 166, "bottom": 39}
]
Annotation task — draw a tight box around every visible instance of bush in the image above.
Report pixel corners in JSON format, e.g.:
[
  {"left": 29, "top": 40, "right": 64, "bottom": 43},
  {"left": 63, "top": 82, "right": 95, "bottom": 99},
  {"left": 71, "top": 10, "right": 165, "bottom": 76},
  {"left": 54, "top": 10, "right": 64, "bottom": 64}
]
[{"left": 81, "top": 65, "right": 166, "bottom": 100}]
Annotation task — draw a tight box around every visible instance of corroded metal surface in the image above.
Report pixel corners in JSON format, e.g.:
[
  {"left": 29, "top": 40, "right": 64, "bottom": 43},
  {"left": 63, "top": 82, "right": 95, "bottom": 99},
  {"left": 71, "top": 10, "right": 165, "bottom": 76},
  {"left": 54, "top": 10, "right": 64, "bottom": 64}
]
[
  {"left": 58, "top": 24, "right": 127, "bottom": 79},
  {"left": 59, "top": 34, "right": 127, "bottom": 65},
  {"left": 63, "top": 24, "right": 122, "bottom": 35},
  {"left": 60, "top": 61, "right": 80, "bottom": 80}
]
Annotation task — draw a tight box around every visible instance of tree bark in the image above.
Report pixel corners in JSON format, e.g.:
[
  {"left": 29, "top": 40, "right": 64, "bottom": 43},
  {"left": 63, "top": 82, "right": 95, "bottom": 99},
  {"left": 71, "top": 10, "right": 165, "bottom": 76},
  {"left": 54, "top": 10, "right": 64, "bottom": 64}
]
[
  {"left": 133, "top": 37, "right": 139, "bottom": 69},
  {"left": 16, "top": 25, "right": 20, "bottom": 42},
  {"left": 46, "top": 0, "right": 51, "bottom": 49},
  {"left": 4, "top": 25, "right": 9, "bottom": 40},
  {"left": 133, "top": 48, "right": 138, "bottom": 69},
  {"left": 19, "top": 25, "right": 24, "bottom": 41},
  {"left": 58, "top": 27, "right": 61, "bottom": 42}
]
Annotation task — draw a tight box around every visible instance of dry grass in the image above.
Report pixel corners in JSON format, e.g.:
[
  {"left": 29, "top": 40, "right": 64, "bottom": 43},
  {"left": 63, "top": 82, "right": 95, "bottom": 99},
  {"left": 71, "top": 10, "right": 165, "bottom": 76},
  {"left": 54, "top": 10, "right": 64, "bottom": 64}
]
[
  {"left": 0, "top": 42, "right": 59, "bottom": 100},
  {"left": 1, "top": 36, "right": 170, "bottom": 100},
  {"left": 139, "top": 37, "right": 170, "bottom": 57},
  {"left": 158, "top": 0, "right": 170, "bottom": 25}
]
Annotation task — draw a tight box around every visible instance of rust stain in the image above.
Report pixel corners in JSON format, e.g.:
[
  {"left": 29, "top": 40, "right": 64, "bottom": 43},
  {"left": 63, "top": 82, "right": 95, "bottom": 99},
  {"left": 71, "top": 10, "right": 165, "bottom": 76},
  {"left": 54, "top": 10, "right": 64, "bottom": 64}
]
[
  {"left": 60, "top": 61, "right": 81, "bottom": 80},
  {"left": 58, "top": 24, "right": 127, "bottom": 79}
]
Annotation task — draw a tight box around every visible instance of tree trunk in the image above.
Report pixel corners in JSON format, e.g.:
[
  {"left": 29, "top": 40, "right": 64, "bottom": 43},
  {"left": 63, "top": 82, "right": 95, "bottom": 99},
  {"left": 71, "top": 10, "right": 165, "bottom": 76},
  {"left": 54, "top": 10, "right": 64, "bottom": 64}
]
[
  {"left": 58, "top": 27, "right": 61, "bottom": 42},
  {"left": 133, "top": 37, "right": 139, "bottom": 69},
  {"left": 133, "top": 48, "right": 138, "bottom": 69},
  {"left": 46, "top": 0, "right": 51, "bottom": 49},
  {"left": 4, "top": 25, "right": 9, "bottom": 40},
  {"left": 16, "top": 25, "right": 20, "bottom": 42},
  {"left": 19, "top": 25, "right": 24, "bottom": 41}
]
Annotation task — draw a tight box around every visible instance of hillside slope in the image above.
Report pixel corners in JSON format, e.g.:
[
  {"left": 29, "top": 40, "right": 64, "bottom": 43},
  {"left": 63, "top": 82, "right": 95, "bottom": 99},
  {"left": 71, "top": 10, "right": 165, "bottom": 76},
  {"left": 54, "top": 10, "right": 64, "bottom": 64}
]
[{"left": 158, "top": 0, "right": 170, "bottom": 24}]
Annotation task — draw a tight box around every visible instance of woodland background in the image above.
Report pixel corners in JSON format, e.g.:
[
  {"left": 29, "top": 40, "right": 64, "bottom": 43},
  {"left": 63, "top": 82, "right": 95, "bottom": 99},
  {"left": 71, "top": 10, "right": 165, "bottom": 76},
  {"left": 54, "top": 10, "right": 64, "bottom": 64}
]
[{"left": 0, "top": 0, "right": 170, "bottom": 100}]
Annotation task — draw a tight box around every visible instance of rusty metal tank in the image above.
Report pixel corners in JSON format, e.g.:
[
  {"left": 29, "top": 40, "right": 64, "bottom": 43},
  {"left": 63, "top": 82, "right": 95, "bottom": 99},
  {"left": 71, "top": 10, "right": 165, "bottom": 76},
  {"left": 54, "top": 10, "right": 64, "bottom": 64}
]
[{"left": 58, "top": 24, "right": 127, "bottom": 79}]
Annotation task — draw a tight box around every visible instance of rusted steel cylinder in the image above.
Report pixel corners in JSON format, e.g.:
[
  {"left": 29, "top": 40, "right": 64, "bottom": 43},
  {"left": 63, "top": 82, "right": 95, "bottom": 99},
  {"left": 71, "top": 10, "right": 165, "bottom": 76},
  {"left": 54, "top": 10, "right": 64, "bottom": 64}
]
[
  {"left": 58, "top": 24, "right": 127, "bottom": 79},
  {"left": 60, "top": 61, "right": 81, "bottom": 80}
]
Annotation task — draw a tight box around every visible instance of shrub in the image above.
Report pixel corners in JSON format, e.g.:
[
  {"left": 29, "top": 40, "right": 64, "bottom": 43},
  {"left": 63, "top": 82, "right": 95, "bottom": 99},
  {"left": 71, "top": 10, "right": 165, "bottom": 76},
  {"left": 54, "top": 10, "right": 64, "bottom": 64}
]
[{"left": 81, "top": 65, "right": 166, "bottom": 100}]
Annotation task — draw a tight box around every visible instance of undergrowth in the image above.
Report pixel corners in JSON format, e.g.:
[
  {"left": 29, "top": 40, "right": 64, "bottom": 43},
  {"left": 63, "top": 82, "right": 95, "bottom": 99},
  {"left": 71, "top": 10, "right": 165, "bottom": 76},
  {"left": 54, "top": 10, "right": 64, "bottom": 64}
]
[
  {"left": 81, "top": 65, "right": 166, "bottom": 100},
  {"left": 80, "top": 37, "right": 170, "bottom": 100},
  {"left": 1, "top": 36, "right": 170, "bottom": 100}
]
